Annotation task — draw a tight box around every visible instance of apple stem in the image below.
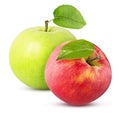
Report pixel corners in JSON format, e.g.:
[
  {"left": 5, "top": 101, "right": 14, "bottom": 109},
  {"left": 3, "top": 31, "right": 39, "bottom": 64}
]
[
  {"left": 86, "top": 56, "right": 101, "bottom": 65},
  {"left": 45, "top": 20, "right": 49, "bottom": 32},
  {"left": 45, "top": 19, "right": 53, "bottom": 32}
]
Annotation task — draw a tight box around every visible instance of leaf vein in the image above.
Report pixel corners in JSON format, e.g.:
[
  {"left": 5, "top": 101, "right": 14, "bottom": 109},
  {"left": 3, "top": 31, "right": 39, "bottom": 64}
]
[{"left": 54, "top": 16, "right": 85, "bottom": 24}]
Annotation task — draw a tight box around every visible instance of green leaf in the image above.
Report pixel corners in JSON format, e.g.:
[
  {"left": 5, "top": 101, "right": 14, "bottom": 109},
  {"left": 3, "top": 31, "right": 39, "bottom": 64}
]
[
  {"left": 53, "top": 5, "right": 86, "bottom": 29},
  {"left": 56, "top": 39, "right": 94, "bottom": 60}
]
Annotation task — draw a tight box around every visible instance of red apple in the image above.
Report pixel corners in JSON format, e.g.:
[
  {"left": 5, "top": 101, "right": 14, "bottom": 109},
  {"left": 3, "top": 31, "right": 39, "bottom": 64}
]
[{"left": 45, "top": 41, "right": 112, "bottom": 106}]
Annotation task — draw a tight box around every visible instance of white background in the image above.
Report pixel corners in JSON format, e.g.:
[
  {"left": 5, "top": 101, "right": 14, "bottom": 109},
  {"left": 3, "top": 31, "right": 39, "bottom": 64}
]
[{"left": 0, "top": 0, "right": 119, "bottom": 112}]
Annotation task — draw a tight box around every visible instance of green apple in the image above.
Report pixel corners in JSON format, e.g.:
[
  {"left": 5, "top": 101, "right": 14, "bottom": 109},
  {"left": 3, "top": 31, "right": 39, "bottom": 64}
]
[{"left": 9, "top": 26, "right": 76, "bottom": 89}]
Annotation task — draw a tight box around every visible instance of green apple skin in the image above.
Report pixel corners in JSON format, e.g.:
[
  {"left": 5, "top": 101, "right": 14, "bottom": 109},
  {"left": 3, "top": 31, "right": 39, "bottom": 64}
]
[{"left": 9, "top": 26, "right": 76, "bottom": 89}]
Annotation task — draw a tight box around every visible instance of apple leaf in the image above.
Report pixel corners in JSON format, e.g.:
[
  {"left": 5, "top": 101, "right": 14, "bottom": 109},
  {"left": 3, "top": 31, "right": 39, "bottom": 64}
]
[
  {"left": 53, "top": 5, "right": 86, "bottom": 29},
  {"left": 56, "top": 39, "right": 94, "bottom": 60}
]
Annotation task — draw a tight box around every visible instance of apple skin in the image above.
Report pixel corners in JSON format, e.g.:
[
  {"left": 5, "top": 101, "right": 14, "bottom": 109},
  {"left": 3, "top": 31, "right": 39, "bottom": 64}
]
[
  {"left": 9, "top": 26, "right": 76, "bottom": 89},
  {"left": 45, "top": 41, "right": 112, "bottom": 105}
]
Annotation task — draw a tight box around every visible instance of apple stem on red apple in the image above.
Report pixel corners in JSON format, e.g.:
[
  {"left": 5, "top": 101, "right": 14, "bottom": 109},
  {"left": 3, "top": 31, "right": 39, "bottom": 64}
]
[{"left": 86, "top": 56, "right": 101, "bottom": 66}]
